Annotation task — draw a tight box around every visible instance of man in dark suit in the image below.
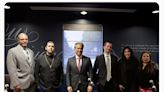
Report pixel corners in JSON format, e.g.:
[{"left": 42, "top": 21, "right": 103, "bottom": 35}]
[
  {"left": 66, "top": 42, "right": 93, "bottom": 92},
  {"left": 7, "top": 33, "right": 36, "bottom": 92},
  {"left": 35, "top": 41, "right": 63, "bottom": 92},
  {"left": 93, "top": 41, "right": 119, "bottom": 92}
]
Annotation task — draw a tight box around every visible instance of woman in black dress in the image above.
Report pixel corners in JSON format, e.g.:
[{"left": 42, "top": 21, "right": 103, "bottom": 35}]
[{"left": 118, "top": 47, "right": 139, "bottom": 92}]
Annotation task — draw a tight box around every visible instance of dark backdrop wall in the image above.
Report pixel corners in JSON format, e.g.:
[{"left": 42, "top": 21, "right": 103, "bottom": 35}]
[{"left": 5, "top": 3, "right": 159, "bottom": 75}]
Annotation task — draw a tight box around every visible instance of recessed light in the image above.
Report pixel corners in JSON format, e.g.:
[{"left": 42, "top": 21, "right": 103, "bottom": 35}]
[
  {"left": 152, "top": 10, "right": 159, "bottom": 14},
  {"left": 80, "top": 11, "right": 87, "bottom": 15},
  {"left": 4, "top": 5, "right": 10, "bottom": 9}
]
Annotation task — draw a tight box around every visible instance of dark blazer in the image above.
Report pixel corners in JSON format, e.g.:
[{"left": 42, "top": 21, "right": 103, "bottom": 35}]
[
  {"left": 93, "top": 54, "right": 119, "bottom": 86},
  {"left": 35, "top": 53, "right": 63, "bottom": 90},
  {"left": 66, "top": 55, "right": 93, "bottom": 91}
]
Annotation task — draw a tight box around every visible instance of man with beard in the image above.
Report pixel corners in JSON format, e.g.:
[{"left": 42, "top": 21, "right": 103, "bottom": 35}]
[{"left": 35, "top": 41, "right": 63, "bottom": 92}]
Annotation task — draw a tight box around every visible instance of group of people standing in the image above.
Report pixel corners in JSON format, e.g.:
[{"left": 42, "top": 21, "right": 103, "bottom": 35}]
[
  {"left": 6, "top": 33, "right": 159, "bottom": 92},
  {"left": 118, "top": 47, "right": 158, "bottom": 92}
]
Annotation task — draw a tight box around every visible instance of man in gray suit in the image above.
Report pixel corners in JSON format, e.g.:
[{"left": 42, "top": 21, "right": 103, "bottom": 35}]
[
  {"left": 66, "top": 42, "right": 93, "bottom": 92},
  {"left": 7, "top": 33, "right": 36, "bottom": 92}
]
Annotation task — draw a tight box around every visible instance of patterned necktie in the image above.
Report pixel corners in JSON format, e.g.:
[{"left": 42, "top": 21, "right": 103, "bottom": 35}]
[
  {"left": 25, "top": 49, "right": 31, "bottom": 65},
  {"left": 26, "top": 51, "right": 30, "bottom": 61}
]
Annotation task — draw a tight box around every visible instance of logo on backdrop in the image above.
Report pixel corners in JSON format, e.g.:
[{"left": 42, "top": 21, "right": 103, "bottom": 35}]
[{"left": 5, "top": 24, "right": 39, "bottom": 47}]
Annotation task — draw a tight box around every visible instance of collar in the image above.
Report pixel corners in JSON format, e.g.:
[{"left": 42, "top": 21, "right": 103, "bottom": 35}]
[
  {"left": 104, "top": 52, "right": 110, "bottom": 57},
  {"left": 75, "top": 55, "right": 82, "bottom": 59},
  {"left": 18, "top": 44, "right": 27, "bottom": 50}
]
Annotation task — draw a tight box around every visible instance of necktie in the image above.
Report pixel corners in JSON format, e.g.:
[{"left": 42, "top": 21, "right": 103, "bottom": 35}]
[
  {"left": 26, "top": 51, "right": 30, "bottom": 61},
  {"left": 77, "top": 58, "right": 81, "bottom": 72},
  {"left": 106, "top": 55, "right": 111, "bottom": 81},
  {"left": 25, "top": 49, "right": 31, "bottom": 65}
]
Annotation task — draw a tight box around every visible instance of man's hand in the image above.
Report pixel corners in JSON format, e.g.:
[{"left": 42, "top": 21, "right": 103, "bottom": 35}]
[
  {"left": 87, "top": 85, "right": 93, "bottom": 92},
  {"left": 67, "top": 86, "right": 73, "bottom": 92},
  {"left": 15, "top": 85, "right": 21, "bottom": 92}
]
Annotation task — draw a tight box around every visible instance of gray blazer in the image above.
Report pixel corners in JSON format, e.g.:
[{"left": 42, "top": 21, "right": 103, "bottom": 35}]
[
  {"left": 7, "top": 44, "right": 35, "bottom": 89},
  {"left": 66, "top": 55, "right": 93, "bottom": 91}
]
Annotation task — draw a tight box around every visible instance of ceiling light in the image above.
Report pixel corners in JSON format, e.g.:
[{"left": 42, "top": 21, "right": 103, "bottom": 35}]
[
  {"left": 81, "top": 11, "right": 87, "bottom": 15},
  {"left": 152, "top": 10, "right": 159, "bottom": 14},
  {"left": 30, "top": 6, "right": 136, "bottom": 13},
  {"left": 4, "top": 5, "right": 10, "bottom": 9}
]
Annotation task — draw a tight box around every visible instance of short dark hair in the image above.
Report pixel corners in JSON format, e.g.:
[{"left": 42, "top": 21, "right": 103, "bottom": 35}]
[
  {"left": 103, "top": 41, "right": 112, "bottom": 46},
  {"left": 46, "top": 41, "right": 54, "bottom": 47}
]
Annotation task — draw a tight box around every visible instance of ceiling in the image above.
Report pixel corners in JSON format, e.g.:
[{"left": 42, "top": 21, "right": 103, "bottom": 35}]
[
  {"left": 5, "top": 2, "right": 159, "bottom": 26},
  {"left": 5, "top": 3, "right": 159, "bottom": 13}
]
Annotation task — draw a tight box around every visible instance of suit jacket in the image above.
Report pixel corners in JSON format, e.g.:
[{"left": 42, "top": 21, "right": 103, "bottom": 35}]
[
  {"left": 66, "top": 55, "right": 93, "bottom": 91},
  {"left": 7, "top": 44, "right": 35, "bottom": 89},
  {"left": 93, "top": 54, "right": 119, "bottom": 86},
  {"left": 35, "top": 53, "right": 63, "bottom": 89}
]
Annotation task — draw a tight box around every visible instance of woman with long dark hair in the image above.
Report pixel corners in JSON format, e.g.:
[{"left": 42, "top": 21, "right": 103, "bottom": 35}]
[
  {"left": 138, "top": 51, "right": 159, "bottom": 92},
  {"left": 118, "top": 47, "right": 139, "bottom": 92}
]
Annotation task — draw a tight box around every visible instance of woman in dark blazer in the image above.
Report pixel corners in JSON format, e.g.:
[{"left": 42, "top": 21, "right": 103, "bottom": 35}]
[
  {"left": 137, "top": 51, "right": 159, "bottom": 92},
  {"left": 118, "top": 47, "right": 139, "bottom": 92}
]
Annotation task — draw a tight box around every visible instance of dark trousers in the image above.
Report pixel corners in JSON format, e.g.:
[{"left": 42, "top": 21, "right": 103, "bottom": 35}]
[
  {"left": 98, "top": 80, "right": 115, "bottom": 92},
  {"left": 39, "top": 86, "right": 59, "bottom": 92},
  {"left": 73, "top": 84, "right": 87, "bottom": 92}
]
